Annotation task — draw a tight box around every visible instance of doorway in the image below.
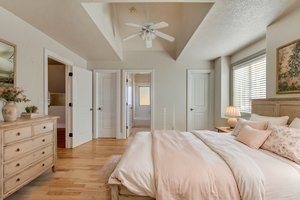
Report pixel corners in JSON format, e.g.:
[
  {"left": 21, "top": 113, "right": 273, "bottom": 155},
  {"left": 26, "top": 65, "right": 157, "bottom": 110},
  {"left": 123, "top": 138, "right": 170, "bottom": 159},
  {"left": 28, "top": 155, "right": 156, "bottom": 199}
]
[
  {"left": 123, "top": 70, "right": 154, "bottom": 139},
  {"left": 187, "top": 70, "right": 214, "bottom": 132},
  {"left": 47, "top": 58, "right": 67, "bottom": 148}
]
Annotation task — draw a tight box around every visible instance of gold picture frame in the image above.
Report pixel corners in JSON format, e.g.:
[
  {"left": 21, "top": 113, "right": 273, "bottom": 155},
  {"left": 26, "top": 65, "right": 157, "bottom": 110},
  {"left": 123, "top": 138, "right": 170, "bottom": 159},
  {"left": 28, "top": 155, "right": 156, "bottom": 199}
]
[{"left": 276, "top": 38, "right": 300, "bottom": 94}]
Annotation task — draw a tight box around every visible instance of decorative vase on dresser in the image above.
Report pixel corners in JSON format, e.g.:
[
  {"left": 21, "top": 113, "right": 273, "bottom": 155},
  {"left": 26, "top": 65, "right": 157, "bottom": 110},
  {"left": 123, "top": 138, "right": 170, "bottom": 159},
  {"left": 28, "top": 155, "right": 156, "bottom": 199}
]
[
  {"left": 0, "top": 116, "right": 59, "bottom": 199},
  {"left": 1, "top": 101, "right": 18, "bottom": 122}
]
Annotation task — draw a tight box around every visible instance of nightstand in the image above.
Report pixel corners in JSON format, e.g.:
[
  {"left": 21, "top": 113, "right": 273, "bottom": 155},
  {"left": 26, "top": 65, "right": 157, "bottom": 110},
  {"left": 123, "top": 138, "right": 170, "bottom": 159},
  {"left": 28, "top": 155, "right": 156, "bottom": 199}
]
[{"left": 215, "top": 127, "right": 233, "bottom": 133}]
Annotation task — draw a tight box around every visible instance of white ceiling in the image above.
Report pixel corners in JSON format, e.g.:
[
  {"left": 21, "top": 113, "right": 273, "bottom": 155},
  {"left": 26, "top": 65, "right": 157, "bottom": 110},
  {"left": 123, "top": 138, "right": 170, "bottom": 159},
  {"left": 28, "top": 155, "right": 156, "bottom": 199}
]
[{"left": 0, "top": 0, "right": 299, "bottom": 61}]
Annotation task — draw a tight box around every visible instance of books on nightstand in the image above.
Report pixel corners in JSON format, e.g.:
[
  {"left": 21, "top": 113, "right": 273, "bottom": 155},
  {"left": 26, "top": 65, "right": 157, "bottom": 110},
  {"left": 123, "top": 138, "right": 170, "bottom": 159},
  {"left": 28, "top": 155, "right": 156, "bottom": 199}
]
[{"left": 21, "top": 112, "right": 44, "bottom": 119}]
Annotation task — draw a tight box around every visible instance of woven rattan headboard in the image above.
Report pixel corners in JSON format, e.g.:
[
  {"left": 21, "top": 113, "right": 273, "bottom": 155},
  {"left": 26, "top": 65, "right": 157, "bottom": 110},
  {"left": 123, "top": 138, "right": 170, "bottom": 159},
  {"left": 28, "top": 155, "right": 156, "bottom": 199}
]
[{"left": 251, "top": 98, "right": 300, "bottom": 125}]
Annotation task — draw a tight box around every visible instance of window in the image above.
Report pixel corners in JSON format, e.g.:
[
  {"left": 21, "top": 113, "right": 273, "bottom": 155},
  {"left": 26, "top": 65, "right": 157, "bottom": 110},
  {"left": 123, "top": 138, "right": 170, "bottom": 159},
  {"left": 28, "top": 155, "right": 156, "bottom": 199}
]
[
  {"left": 233, "top": 55, "right": 266, "bottom": 114},
  {"left": 139, "top": 86, "right": 150, "bottom": 106}
]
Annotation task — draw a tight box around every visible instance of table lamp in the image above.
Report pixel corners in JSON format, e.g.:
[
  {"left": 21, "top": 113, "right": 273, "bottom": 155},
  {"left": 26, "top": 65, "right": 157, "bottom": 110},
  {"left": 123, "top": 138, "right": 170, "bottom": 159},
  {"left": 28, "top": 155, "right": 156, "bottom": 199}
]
[{"left": 225, "top": 106, "right": 241, "bottom": 128}]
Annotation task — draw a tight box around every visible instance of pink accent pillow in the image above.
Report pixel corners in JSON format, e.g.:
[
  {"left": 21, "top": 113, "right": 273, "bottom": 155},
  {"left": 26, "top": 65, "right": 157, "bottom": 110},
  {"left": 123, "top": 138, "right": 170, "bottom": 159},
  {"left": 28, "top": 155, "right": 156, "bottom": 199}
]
[
  {"left": 235, "top": 125, "right": 272, "bottom": 150},
  {"left": 231, "top": 119, "right": 268, "bottom": 137},
  {"left": 261, "top": 123, "right": 300, "bottom": 165}
]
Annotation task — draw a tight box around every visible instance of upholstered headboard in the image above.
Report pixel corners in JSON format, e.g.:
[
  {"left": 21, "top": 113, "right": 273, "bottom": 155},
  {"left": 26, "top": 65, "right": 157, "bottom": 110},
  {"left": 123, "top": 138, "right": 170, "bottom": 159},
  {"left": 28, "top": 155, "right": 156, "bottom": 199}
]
[{"left": 251, "top": 98, "right": 300, "bottom": 125}]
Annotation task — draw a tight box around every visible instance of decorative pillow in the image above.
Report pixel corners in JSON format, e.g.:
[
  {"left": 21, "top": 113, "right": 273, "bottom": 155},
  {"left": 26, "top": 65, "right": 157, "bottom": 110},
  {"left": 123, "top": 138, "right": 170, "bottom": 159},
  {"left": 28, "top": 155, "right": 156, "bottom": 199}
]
[
  {"left": 289, "top": 118, "right": 300, "bottom": 129},
  {"left": 231, "top": 119, "right": 268, "bottom": 137},
  {"left": 235, "top": 125, "right": 272, "bottom": 150},
  {"left": 250, "top": 113, "right": 289, "bottom": 126},
  {"left": 261, "top": 123, "right": 300, "bottom": 164}
]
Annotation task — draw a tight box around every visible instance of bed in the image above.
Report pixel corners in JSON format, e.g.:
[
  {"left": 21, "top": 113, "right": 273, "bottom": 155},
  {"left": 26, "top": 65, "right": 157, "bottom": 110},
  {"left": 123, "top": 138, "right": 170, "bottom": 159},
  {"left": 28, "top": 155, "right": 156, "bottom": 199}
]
[{"left": 108, "top": 98, "right": 300, "bottom": 200}]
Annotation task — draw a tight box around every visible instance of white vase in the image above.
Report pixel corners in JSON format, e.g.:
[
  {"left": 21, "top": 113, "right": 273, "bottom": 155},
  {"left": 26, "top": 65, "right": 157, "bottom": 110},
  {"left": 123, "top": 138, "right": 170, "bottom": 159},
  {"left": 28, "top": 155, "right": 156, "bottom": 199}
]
[{"left": 2, "top": 101, "right": 18, "bottom": 122}]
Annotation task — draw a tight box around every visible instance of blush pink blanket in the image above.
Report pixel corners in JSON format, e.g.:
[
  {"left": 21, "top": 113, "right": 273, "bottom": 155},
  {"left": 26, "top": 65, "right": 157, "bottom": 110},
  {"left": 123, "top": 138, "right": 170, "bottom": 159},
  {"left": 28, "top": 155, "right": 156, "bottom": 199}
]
[{"left": 152, "top": 130, "right": 240, "bottom": 200}]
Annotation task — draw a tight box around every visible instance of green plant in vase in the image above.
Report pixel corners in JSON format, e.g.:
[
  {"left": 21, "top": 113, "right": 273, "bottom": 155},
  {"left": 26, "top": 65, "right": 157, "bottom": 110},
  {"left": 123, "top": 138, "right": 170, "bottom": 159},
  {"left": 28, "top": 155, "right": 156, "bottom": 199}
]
[
  {"left": 25, "top": 106, "right": 33, "bottom": 113},
  {"left": 0, "top": 85, "right": 30, "bottom": 122},
  {"left": 31, "top": 105, "right": 38, "bottom": 113}
]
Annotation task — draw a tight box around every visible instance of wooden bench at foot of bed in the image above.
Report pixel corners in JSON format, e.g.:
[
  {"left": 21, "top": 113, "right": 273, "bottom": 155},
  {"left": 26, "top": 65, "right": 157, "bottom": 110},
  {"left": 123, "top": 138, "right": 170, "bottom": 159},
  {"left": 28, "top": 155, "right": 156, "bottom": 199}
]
[{"left": 108, "top": 177, "right": 155, "bottom": 200}]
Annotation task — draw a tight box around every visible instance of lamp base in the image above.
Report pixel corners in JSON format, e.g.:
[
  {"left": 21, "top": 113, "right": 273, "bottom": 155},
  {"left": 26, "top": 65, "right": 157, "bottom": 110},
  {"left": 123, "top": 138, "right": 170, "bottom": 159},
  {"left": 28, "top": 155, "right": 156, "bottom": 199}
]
[{"left": 227, "top": 117, "right": 237, "bottom": 128}]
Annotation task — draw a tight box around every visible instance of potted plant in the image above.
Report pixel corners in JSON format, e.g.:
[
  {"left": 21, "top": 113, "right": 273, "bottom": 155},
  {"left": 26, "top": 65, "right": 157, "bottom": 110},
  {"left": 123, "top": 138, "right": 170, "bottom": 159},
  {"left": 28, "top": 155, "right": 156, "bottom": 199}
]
[
  {"left": 25, "top": 106, "right": 33, "bottom": 113},
  {"left": 31, "top": 105, "right": 38, "bottom": 113},
  {"left": 0, "top": 85, "right": 30, "bottom": 122}
]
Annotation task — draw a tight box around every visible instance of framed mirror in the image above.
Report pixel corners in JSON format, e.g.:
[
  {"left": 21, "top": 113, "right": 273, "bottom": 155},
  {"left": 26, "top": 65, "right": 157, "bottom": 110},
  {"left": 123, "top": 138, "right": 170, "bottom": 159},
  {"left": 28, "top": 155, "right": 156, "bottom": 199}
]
[{"left": 0, "top": 38, "right": 16, "bottom": 86}]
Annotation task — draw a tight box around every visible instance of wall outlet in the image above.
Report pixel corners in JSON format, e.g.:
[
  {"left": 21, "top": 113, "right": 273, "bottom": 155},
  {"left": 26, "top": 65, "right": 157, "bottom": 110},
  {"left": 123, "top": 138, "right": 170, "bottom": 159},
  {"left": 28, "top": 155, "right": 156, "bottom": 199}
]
[{"left": 38, "top": 98, "right": 43, "bottom": 105}]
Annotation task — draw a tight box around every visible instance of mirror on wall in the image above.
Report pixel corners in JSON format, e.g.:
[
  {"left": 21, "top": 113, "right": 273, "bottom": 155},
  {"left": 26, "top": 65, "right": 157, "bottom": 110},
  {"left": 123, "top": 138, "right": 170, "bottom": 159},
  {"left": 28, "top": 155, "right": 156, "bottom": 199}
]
[{"left": 0, "top": 39, "right": 16, "bottom": 86}]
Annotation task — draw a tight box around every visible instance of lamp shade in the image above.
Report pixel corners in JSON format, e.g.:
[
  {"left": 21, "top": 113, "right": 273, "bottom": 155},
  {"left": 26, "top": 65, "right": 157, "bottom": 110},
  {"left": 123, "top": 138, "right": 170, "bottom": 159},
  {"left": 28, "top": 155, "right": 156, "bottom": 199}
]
[{"left": 225, "top": 106, "right": 241, "bottom": 117}]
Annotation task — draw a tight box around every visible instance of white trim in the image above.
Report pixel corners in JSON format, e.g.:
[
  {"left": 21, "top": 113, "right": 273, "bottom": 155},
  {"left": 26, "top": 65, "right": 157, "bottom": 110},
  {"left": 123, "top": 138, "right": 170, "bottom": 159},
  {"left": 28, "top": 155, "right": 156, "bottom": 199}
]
[
  {"left": 187, "top": 69, "right": 214, "bottom": 131},
  {"left": 134, "top": 117, "right": 150, "bottom": 120},
  {"left": 93, "top": 69, "right": 121, "bottom": 139},
  {"left": 44, "top": 49, "right": 73, "bottom": 148},
  {"left": 122, "top": 70, "right": 154, "bottom": 139}
]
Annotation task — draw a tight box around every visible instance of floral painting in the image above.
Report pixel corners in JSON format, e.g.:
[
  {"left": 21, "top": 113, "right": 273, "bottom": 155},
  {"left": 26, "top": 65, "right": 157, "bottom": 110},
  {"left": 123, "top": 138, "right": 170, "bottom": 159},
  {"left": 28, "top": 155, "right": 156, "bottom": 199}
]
[{"left": 277, "top": 39, "right": 300, "bottom": 93}]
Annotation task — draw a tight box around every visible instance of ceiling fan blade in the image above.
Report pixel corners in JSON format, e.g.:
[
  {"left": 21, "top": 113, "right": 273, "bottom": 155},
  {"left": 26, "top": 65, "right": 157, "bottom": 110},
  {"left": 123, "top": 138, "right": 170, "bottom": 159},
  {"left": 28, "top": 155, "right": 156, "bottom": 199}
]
[
  {"left": 152, "top": 21, "right": 169, "bottom": 29},
  {"left": 154, "top": 31, "right": 175, "bottom": 42},
  {"left": 146, "top": 36, "right": 152, "bottom": 48},
  {"left": 123, "top": 31, "right": 143, "bottom": 41},
  {"left": 125, "top": 23, "right": 145, "bottom": 28}
]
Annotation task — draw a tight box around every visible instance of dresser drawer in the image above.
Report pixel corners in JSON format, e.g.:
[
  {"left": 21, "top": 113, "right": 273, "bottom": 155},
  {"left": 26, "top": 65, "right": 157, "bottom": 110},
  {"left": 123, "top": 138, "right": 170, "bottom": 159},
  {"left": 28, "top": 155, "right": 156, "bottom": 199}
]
[
  {"left": 4, "top": 156, "right": 53, "bottom": 194},
  {"left": 4, "top": 127, "right": 32, "bottom": 144},
  {"left": 4, "top": 154, "right": 34, "bottom": 178},
  {"left": 33, "top": 122, "right": 54, "bottom": 135},
  {"left": 33, "top": 134, "right": 53, "bottom": 150},
  {"left": 4, "top": 144, "right": 54, "bottom": 178},
  {"left": 33, "top": 145, "right": 53, "bottom": 162},
  {"left": 4, "top": 133, "right": 53, "bottom": 162},
  {"left": 4, "top": 140, "right": 35, "bottom": 161}
]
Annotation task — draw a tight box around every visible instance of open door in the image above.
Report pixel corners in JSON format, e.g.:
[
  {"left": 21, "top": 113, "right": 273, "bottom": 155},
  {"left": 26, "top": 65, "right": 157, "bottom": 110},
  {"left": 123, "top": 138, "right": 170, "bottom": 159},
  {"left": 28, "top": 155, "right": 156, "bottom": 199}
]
[{"left": 71, "top": 66, "right": 93, "bottom": 148}]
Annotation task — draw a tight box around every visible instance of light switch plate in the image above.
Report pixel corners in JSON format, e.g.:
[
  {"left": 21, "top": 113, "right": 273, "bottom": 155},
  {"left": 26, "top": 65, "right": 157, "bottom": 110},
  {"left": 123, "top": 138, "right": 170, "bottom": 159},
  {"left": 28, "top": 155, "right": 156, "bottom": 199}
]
[{"left": 38, "top": 98, "right": 43, "bottom": 105}]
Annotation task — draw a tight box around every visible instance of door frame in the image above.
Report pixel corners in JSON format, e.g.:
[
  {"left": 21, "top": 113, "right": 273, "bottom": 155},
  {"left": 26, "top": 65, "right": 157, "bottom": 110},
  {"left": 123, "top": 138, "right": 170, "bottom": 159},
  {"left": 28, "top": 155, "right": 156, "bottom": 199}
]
[
  {"left": 44, "top": 49, "right": 73, "bottom": 148},
  {"left": 93, "top": 69, "right": 121, "bottom": 139},
  {"left": 122, "top": 70, "right": 154, "bottom": 139},
  {"left": 187, "top": 69, "right": 214, "bottom": 132}
]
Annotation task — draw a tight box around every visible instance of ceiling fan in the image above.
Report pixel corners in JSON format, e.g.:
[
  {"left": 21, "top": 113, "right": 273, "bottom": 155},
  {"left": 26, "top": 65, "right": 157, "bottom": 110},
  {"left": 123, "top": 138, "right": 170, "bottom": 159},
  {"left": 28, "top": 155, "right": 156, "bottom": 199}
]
[{"left": 123, "top": 4, "right": 175, "bottom": 48}]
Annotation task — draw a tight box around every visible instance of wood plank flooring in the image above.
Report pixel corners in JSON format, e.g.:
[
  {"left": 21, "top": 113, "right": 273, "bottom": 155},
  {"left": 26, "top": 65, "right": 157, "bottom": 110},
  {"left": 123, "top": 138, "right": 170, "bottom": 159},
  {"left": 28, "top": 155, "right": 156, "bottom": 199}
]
[
  {"left": 6, "top": 137, "right": 133, "bottom": 200},
  {"left": 57, "top": 128, "right": 66, "bottom": 148}
]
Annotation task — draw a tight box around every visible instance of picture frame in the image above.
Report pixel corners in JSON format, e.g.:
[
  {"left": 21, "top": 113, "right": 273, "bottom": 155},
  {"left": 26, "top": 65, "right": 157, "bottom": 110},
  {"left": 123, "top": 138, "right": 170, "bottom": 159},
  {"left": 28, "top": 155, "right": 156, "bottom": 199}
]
[{"left": 276, "top": 38, "right": 300, "bottom": 94}]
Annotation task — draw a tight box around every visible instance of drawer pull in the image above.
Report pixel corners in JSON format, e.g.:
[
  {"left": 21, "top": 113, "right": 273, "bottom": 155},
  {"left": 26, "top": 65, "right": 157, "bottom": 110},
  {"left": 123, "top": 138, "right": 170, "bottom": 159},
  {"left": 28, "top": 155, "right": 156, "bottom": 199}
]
[
  {"left": 42, "top": 164, "right": 45, "bottom": 167},
  {"left": 42, "top": 139, "right": 45, "bottom": 142},
  {"left": 16, "top": 148, "right": 20, "bottom": 152},
  {"left": 16, "top": 178, "right": 20, "bottom": 182},
  {"left": 16, "top": 132, "right": 21, "bottom": 136},
  {"left": 42, "top": 151, "right": 45, "bottom": 154},
  {"left": 16, "top": 163, "right": 20, "bottom": 167},
  {"left": 43, "top": 126, "right": 47, "bottom": 129}
]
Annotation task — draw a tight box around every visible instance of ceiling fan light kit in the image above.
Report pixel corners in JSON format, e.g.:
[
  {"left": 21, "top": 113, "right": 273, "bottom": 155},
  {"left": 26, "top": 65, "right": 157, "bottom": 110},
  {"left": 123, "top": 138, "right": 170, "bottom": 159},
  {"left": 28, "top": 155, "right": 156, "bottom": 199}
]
[{"left": 123, "top": 4, "right": 175, "bottom": 49}]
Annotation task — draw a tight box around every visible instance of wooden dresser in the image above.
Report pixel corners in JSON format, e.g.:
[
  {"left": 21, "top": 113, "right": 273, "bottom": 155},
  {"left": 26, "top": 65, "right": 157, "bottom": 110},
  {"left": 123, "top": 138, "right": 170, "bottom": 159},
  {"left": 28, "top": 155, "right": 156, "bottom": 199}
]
[{"left": 0, "top": 116, "right": 59, "bottom": 199}]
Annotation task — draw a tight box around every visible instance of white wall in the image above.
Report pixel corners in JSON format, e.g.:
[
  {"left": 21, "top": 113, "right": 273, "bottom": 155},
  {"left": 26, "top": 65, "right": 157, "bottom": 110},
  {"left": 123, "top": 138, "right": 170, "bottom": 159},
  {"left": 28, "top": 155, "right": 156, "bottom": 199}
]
[
  {"left": 0, "top": 6, "right": 87, "bottom": 120},
  {"left": 48, "top": 106, "right": 65, "bottom": 128},
  {"left": 134, "top": 74, "right": 151, "bottom": 127},
  {"left": 88, "top": 51, "right": 212, "bottom": 132},
  {"left": 266, "top": 6, "right": 300, "bottom": 98},
  {"left": 231, "top": 38, "right": 266, "bottom": 64},
  {"left": 214, "top": 56, "right": 230, "bottom": 126}
]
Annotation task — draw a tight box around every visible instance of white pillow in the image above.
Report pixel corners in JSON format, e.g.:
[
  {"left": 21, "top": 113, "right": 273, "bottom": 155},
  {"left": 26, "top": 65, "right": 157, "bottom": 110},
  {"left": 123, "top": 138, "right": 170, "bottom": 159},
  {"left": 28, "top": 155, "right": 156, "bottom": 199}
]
[
  {"left": 289, "top": 117, "right": 300, "bottom": 129},
  {"left": 250, "top": 113, "right": 289, "bottom": 126}
]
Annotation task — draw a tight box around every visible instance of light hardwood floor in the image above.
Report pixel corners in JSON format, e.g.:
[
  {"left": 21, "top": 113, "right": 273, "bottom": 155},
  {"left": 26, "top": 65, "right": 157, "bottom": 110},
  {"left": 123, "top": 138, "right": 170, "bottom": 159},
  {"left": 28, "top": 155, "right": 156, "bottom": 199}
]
[{"left": 5, "top": 137, "right": 133, "bottom": 200}]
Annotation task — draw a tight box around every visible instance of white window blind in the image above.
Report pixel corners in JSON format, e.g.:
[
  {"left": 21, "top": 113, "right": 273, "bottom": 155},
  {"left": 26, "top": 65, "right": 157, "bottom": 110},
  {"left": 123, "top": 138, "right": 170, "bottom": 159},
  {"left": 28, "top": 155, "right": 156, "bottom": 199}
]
[{"left": 233, "top": 55, "right": 266, "bottom": 114}]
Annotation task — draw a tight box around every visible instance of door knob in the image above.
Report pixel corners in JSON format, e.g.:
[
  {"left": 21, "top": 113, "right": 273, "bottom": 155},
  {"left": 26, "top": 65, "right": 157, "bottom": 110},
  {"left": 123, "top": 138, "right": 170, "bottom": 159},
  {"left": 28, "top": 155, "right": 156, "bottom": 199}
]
[
  {"left": 98, "top": 108, "right": 101, "bottom": 110},
  {"left": 190, "top": 108, "right": 194, "bottom": 111},
  {"left": 90, "top": 108, "right": 93, "bottom": 111}
]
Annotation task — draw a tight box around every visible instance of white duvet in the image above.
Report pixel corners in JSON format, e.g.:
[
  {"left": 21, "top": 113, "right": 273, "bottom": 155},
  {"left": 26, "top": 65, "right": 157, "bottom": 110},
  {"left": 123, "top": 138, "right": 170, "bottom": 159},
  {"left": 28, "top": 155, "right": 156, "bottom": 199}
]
[{"left": 111, "top": 131, "right": 300, "bottom": 200}]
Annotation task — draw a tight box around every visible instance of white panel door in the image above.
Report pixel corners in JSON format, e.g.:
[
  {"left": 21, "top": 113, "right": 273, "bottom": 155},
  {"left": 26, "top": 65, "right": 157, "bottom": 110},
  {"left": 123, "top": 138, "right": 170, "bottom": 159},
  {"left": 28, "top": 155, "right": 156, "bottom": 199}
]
[
  {"left": 188, "top": 73, "right": 210, "bottom": 131},
  {"left": 72, "top": 66, "right": 93, "bottom": 148},
  {"left": 98, "top": 73, "right": 116, "bottom": 138}
]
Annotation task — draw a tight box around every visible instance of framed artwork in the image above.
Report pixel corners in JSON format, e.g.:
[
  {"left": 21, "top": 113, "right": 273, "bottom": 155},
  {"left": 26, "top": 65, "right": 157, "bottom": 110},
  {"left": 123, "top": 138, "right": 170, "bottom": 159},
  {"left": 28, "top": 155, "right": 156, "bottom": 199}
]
[{"left": 277, "top": 38, "right": 300, "bottom": 94}]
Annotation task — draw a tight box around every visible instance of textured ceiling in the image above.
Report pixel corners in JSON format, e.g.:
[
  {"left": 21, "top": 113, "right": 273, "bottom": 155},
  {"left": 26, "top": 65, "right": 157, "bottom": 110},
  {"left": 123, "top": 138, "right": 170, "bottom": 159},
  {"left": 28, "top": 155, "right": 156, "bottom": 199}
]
[
  {"left": 115, "top": 3, "right": 182, "bottom": 51},
  {"left": 0, "top": 0, "right": 299, "bottom": 61},
  {"left": 177, "top": 0, "right": 300, "bottom": 60}
]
